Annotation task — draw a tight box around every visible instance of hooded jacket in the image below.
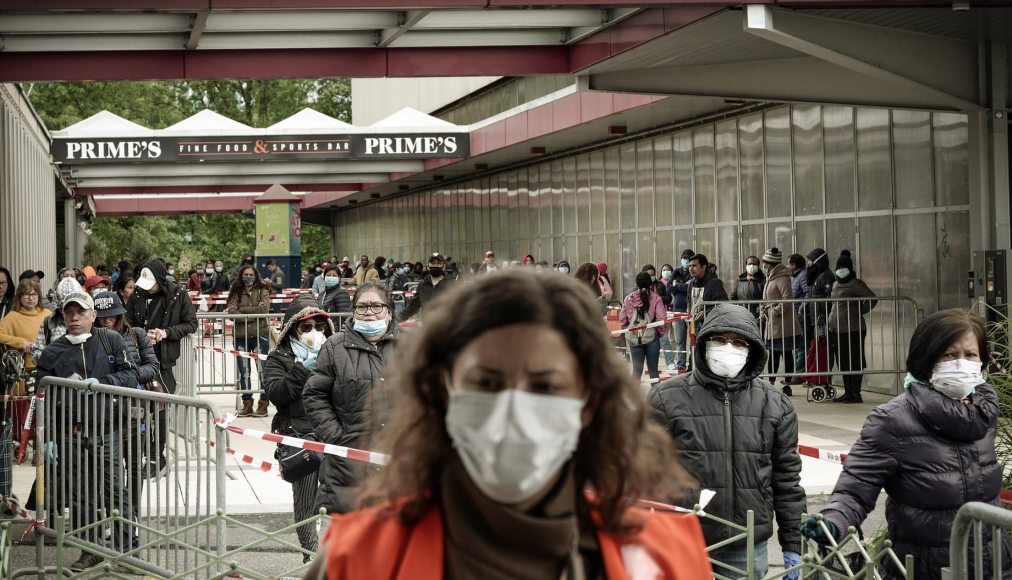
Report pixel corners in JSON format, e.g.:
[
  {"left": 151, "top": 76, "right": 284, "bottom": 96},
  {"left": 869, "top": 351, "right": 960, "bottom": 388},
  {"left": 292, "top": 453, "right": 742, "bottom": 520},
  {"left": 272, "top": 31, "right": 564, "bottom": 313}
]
[
  {"left": 648, "top": 303, "right": 806, "bottom": 553},
  {"left": 351, "top": 262, "right": 380, "bottom": 286},
  {"left": 820, "top": 382, "right": 1009, "bottom": 579},
  {"left": 125, "top": 260, "right": 198, "bottom": 372},
  {"left": 263, "top": 295, "right": 336, "bottom": 436},
  {"left": 688, "top": 270, "right": 728, "bottom": 318},
  {"left": 303, "top": 317, "right": 399, "bottom": 513},
  {"left": 805, "top": 249, "right": 835, "bottom": 324},
  {"left": 398, "top": 274, "right": 453, "bottom": 321},
  {"left": 761, "top": 264, "right": 800, "bottom": 340},
  {"left": 827, "top": 276, "right": 877, "bottom": 334},
  {"left": 729, "top": 270, "right": 765, "bottom": 316}
]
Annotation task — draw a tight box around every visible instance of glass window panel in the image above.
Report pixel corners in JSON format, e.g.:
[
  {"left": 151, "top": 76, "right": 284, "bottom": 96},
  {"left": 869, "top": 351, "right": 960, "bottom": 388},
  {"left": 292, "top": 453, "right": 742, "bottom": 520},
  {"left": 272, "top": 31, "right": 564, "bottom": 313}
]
[
  {"left": 541, "top": 163, "right": 554, "bottom": 237},
  {"left": 620, "top": 143, "right": 637, "bottom": 231},
  {"left": 765, "top": 107, "right": 792, "bottom": 218},
  {"left": 564, "top": 235, "right": 577, "bottom": 264},
  {"left": 795, "top": 220, "right": 825, "bottom": 259},
  {"left": 792, "top": 104, "right": 824, "bottom": 216},
  {"left": 605, "top": 147, "right": 620, "bottom": 231},
  {"left": 592, "top": 234, "right": 606, "bottom": 264},
  {"left": 655, "top": 229, "right": 674, "bottom": 267},
  {"left": 715, "top": 120, "right": 739, "bottom": 223},
  {"left": 606, "top": 233, "right": 621, "bottom": 296},
  {"left": 620, "top": 232, "right": 637, "bottom": 298},
  {"left": 517, "top": 169, "right": 530, "bottom": 239},
  {"left": 936, "top": 211, "right": 970, "bottom": 310},
  {"left": 826, "top": 218, "right": 856, "bottom": 271},
  {"left": 857, "top": 214, "right": 896, "bottom": 394},
  {"left": 577, "top": 234, "right": 591, "bottom": 265},
  {"left": 576, "top": 154, "right": 591, "bottom": 234},
  {"left": 718, "top": 225, "right": 739, "bottom": 288},
  {"left": 739, "top": 114, "right": 765, "bottom": 221},
  {"left": 674, "top": 228, "right": 695, "bottom": 264},
  {"left": 824, "top": 106, "right": 856, "bottom": 214},
  {"left": 564, "top": 157, "right": 577, "bottom": 235},
  {"left": 893, "top": 110, "right": 933, "bottom": 209},
  {"left": 554, "top": 237, "right": 565, "bottom": 264},
  {"left": 768, "top": 221, "right": 794, "bottom": 259},
  {"left": 552, "top": 160, "right": 564, "bottom": 236},
  {"left": 637, "top": 139, "right": 654, "bottom": 229},
  {"left": 896, "top": 213, "right": 938, "bottom": 314},
  {"left": 856, "top": 108, "right": 893, "bottom": 211},
  {"left": 654, "top": 136, "right": 673, "bottom": 230},
  {"left": 639, "top": 231, "right": 656, "bottom": 271},
  {"left": 590, "top": 151, "right": 606, "bottom": 232},
  {"left": 741, "top": 224, "right": 765, "bottom": 264},
  {"left": 933, "top": 112, "right": 970, "bottom": 206},
  {"left": 693, "top": 127, "right": 716, "bottom": 224},
  {"left": 694, "top": 227, "right": 716, "bottom": 268},
  {"left": 673, "top": 133, "right": 693, "bottom": 226}
]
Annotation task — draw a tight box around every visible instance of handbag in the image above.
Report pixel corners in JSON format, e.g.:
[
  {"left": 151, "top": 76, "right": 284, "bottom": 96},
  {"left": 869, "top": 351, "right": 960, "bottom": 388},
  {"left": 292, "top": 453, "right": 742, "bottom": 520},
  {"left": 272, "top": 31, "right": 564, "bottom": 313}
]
[{"left": 275, "top": 429, "right": 323, "bottom": 483}]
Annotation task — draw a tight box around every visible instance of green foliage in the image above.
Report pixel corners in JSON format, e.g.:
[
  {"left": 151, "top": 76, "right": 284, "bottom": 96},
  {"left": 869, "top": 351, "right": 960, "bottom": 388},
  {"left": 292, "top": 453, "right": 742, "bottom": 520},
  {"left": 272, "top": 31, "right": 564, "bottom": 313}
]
[{"left": 301, "top": 223, "right": 332, "bottom": 271}]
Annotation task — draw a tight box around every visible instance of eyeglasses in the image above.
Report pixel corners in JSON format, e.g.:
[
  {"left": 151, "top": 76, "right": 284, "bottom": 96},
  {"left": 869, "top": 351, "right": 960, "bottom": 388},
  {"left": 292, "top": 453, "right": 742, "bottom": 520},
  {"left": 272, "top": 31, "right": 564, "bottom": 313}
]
[
  {"left": 23, "top": 293, "right": 38, "bottom": 297},
  {"left": 298, "top": 321, "right": 328, "bottom": 333},
  {"left": 708, "top": 336, "right": 749, "bottom": 349},
  {"left": 354, "top": 303, "right": 388, "bottom": 315}
]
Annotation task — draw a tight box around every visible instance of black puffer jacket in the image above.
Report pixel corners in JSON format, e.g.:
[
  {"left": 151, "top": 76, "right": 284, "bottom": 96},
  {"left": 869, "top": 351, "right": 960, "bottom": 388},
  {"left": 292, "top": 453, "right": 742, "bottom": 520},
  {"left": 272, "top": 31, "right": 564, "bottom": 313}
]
[
  {"left": 263, "top": 295, "right": 336, "bottom": 436},
  {"left": 820, "top": 381, "right": 1010, "bottom": 580},
  {"left": 398, "top": 274, "right": 453, "bottom": 321},
  {"left": 648, "top": 303, "right": 806, "bottom": 553},
  {"left": 125, "top": 260, "right": 198, "bottom": 372},
  {"left": 303, "top": 318, "right": 398, "bottom": 514},
  {"left": 121, "top": 325, "right": 161, "bottom": 385}
]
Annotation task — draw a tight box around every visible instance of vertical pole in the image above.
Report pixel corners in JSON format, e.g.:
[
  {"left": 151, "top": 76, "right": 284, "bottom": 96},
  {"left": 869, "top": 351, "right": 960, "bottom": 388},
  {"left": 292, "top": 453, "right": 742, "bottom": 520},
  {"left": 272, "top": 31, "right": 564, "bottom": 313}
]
[
  {"left": 33, "top": 396, "right": 44, "bottom": 580},
  {"left": 746, "top": 510, "right": 755, "bottom": 579}
]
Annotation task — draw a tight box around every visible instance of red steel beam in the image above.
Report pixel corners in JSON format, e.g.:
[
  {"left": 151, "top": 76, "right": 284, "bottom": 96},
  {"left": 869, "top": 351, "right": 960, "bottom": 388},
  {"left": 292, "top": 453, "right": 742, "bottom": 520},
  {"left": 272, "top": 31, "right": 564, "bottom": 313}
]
[
  {"left": 76, "top": 183, "right": 361, "bottom": 196},
  {"left": 94, "top": 196, "right": 255, "bottom": 215}
]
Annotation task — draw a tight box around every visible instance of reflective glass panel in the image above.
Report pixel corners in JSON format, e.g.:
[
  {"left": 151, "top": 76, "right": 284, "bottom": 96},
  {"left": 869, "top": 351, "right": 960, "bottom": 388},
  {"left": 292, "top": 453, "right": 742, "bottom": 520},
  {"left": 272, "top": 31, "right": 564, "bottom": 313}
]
[
  {"left": 693, "top": 127, "right": 716, "bottom": 224},
  {"left": 793, "top": 104, "right": 824, "bottom": 216},
  {"left": 739, "top": 113, "right": 765, "bottom": 221},
  {"left": 857, "top": 108, "right": 892, "bottom": 211},
  {"left": 893, "top": 110, "right": 933, "bottom": 209},
  {"left": 933, "top": 112, "right": 970, "bottom": 206},
  {"left": 654, "top": 136, "right": 674, "bottom": 230},
  {"left": 637, "top": 139, "right": 655, "bottom": 229},
  {"left": 716, "top": 120, "right": 739, "bottom": 223},
  {"left": 765, "top": 107, "right": 792, "bottom": 218},
  {"left": 673, "top": 133, "right": 693, "bottom": 226}
]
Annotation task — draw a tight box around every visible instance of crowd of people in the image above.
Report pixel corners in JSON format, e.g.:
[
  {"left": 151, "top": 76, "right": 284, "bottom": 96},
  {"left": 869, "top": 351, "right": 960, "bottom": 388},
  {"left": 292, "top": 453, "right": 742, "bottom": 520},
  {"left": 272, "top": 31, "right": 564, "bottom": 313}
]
[{"left": 0, "top": 249, "right": 1003, "bottom": 579}]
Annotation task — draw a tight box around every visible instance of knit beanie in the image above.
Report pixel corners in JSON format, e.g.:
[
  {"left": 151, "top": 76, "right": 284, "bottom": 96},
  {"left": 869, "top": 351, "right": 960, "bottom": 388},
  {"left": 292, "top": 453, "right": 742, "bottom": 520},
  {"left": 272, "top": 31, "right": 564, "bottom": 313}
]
[
  {"left": 761, "top": 247, "right": 783, "bottom": 264},
  {"left": 836, "top": 249, "right": 854, "bottom": 271},
  {"left": 806, "top": 248, "right": 828, "bottom": 267}
]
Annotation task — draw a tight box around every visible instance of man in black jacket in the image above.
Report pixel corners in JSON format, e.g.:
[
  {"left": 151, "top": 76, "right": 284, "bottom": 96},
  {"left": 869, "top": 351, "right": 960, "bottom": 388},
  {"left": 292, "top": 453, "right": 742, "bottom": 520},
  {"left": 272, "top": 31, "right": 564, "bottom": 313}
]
[
  {"left": 688, "top": 253, "right": 728, "bottom": 319},
  {"left": 36, "top": 291, "right": 138, "bottom": 572},
  {"left": 126, "top": 259, "right": 198, "bottom": 473},
  {"left": 649, "top": 303, "right": 805, "bottom": 578},
  {"left": 398, "top": 253, "right": 454, "bottom": 321}
]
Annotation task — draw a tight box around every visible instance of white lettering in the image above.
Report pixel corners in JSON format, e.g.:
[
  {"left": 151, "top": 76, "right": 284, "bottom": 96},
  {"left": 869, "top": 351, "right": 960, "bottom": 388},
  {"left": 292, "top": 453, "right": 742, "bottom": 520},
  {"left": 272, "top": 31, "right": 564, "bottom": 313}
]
[
  {"left": 148, "top": 141, "right": 161, "bottom": 158},
  {"left": 378, "top": 138, "right": 394, "bottom": 155},
  {"left": 444, "top": 136, "right": 457, "bottom": 154},
  {"left": 81, "top": 142, "right": 96, "bottom": 159},
  {"left": 364, "top": 138, "right": 378, "bottom": 155},
  {"left": 66, "top": 142, "right": 81, "bottom": 160},
  {"left": 126, "top": 142, "right": 142, "bottom": 157}
]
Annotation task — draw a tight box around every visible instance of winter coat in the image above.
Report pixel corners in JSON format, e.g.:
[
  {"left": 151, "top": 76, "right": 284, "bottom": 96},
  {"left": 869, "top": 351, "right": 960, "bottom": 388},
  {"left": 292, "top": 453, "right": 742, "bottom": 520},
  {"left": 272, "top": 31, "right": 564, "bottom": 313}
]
[
  {"left": 729, "top": 271, "right": 765, "bottom": 317},
  {"left": 619, "top": 289, "right": 667, "bottom": 346},
  {"left": 319, "top": 285, "right": 352, "bottom": 314},
  {"left": 226, "top": 285, "right": 270, "bottom": 339},
  {"left": 351, "top": 264, "right": 380, "bottom": 286},
  {"left": 268, "top": 268, "right": 285, "bottom": 292},
  {"left": 806, "top": 267, "right": 835, "bottom": 324},
  {"left": 688, "top": 271, "right": 728, "bottom": 318},
  {"left": 187, "top": 273, "right": 202, "bottom": 293},
  {"left": 820, "top": 382, "right": 1010, "bottom": 580},
  {"left": 125, "top": 259, "right": 198, "bottom": 372},
  {"left": 201, "top": 272, "right": 229, "bottom": 294},
  {"left": 386, "top": 272, "right": 408, "bottom": 294},
  {"left": 669, "top": 267, "right": 692, "bottom": 312},
  {"left": 761, "top": 265, "right": 800, "bottom": 340},
  {"left": 648, "top": 303, "right": 806, "bottom": 554},
  {"left": 398, "top": 275, "right": 454, "bottom": 321},
  {"left": 827, "top": 276, "right": 877, "bottom": 334},
  {"left": 302, "top": 319, "right": 398, "bottom": 513},
  {"left": 790, "top": 268, "right": 809, "bottom": 324},
  {"left": 263, "top": 295, "right": 337, "bottom": 436},
  {"left": 121, "top": 325, "right": 161, "bottom": 385}
]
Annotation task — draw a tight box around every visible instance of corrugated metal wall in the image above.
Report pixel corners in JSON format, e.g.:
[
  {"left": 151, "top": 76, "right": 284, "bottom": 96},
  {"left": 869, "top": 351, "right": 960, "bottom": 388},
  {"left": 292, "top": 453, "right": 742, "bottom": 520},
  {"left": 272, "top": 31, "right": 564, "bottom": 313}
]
[{"left": 0, "top": 83, "right": 57, "bottom": 279}]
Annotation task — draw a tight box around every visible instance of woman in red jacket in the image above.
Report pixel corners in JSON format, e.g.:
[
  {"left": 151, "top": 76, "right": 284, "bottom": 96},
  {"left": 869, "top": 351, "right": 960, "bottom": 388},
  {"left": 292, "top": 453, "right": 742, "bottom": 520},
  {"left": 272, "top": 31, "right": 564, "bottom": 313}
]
[{"left": 305, "top": 270, "right": 711, "bottom": 579}]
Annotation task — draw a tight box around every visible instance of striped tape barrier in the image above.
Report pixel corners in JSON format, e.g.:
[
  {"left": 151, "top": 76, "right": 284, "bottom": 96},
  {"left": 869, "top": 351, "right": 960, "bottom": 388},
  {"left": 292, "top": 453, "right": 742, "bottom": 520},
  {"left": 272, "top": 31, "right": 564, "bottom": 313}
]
[
  {"left": 214, "top": 416, "right": 389, "bottom": 466},
  {"left": 797, "top": 444, "right": 848, "bottom": 465},
  {"left": 193, "top": 345, "right": 269, "bottom": 361},
  {"left": 0, "top": 494, "right": 44, "bottom": 541},
  {"left": 610, "top": 312, "right": 691, "bottom": 337}
]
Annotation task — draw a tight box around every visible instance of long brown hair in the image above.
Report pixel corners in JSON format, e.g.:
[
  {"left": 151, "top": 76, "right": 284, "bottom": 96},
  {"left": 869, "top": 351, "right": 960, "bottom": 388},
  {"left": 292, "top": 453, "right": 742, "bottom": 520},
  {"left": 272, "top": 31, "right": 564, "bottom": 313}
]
[
  {"left": 14, "top": 279, "right": 42, "bottom": 313},
  {"left": 361, "top": 270, "right": 695, "bottom": 535},
  {"left": 572, "top": 262, "right": 600, "bottom": 292}
]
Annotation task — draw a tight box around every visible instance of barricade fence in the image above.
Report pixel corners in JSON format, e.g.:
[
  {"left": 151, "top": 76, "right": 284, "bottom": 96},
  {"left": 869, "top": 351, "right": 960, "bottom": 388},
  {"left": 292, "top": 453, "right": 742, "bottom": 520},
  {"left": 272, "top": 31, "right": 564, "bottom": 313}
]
[
  {"left": 942, "top": 501, "right": 1012, "bottom": 580},
  {"left": 691, "top": 296, "right": 923, "bottom": 397}
]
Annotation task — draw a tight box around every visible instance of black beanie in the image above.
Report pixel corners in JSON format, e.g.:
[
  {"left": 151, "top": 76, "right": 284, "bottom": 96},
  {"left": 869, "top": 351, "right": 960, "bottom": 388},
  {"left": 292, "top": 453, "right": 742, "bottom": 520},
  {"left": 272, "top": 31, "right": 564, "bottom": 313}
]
[{"left": 835, "top": 249, "right": 854, "bottom": 271}]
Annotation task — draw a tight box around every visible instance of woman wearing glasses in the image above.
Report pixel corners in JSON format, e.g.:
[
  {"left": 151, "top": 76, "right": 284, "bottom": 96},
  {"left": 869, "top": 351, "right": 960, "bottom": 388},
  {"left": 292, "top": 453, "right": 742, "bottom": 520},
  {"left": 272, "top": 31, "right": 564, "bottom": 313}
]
[
  {"left": 303, "top": 283, "right": 399, "bottom": 515},
  {"left": 263, "top": 294, "right": 336, "bottom": 560}
]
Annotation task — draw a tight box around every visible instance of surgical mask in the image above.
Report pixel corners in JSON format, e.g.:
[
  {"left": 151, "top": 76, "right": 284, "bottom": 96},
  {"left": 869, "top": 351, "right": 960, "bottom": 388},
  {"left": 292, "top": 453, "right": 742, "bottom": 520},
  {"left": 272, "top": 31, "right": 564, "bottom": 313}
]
[
  {"left": 242, "top": 276, "right": 255, "bottom": 287},
  {"left": 445, "top": 388, "right": 584, "bottom": 504},
  {"left": 705, "top": 342, "right": 750, "bottom": 378},
  {"left": 429, "top": 267, "right": 444, "bottom": 278},
  {"left": 558, "top": 266, "right": 570, "bottom": 274},
  {"left": 681, "top": 259, "right": 690, "bottom": 269},
  {"left": 297, "top": 329, "right": 325, "bottom": 350},
  {"left": 214, "top": 266, "right": 223, "bottom": 273},
  {"left": 930, "top": 359, "right": 983, "bottom": 400},
  {"left": 746, "top": 264, "right": 759, "bottom": 276},
  {"left": 205, "top": 268, "right": 214, "bottom": 275},
  {"left": 835, "top": 268, "right": 850, "bottom": 279},
  {"left": 402, "top": 266, "right": 412, "bottom": 275},
  {"left": 324, "top": 277, "right": 339, "bottom": 289},
  {"left": 66, "top": 332, "right": 91, "bottom": 345},
  {"left": 353, "top": 318, "right": 387, "bottom": 338},
  {"left": 662, "top": 270, "right": 673, "bottom": 280},
  {"left": 650, "top": 275, "right": 657, "bottom": 283},
  {"left": 168, "top": 269, "right": 175, "bottom": 276}
]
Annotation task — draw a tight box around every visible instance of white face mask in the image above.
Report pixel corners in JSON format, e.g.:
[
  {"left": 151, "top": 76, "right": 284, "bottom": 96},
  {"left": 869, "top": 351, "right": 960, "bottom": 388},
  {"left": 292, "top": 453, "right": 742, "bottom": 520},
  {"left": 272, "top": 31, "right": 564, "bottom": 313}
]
[
  {"left": 835, "top": 268, "right": 850, "bottom": 279},
  {"left": 445, "top": 388, "right": 584, "bottom": 504},
  {"left": 298, "top": 329, "right": 325, "bottom": 350},
  {"left": 930, "top": 359, "right": 982, "bottom": 400},
  {"left": 66, "top": 332, "right": 91, "bottom": 345},
  {"left": 704, "top": 342, "right": 750, "bottom": 378},
  {"left": 745, "top": 264, "right": 759, "bottom": 276}
]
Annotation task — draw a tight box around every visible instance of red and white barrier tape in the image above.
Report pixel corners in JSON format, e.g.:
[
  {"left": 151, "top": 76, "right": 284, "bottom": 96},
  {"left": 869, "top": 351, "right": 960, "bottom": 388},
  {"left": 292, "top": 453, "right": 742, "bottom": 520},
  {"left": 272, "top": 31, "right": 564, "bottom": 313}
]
[
  {"left": 194, "top": 297, "right": 299, "bottom": 306},
  {"left": 611, "top": 312, "right": 691, "bottom": 337},
  {"left": 188, "top": 290, "right": 307, "bottom": 300},
  {"left": 193, "top": 345, "right": 269, "bottom": 361},
  {"left": 214, "top": 416, "right": 389, "bottom": 466},
  {"left": 797, "top": 444, "right": 848, "bottom": 464},
  {"left": 0, "top": 494, "right": 44, "bottom": 541},
  {"left": 207, "top": 440, "right": 283, "bottom": 476}
]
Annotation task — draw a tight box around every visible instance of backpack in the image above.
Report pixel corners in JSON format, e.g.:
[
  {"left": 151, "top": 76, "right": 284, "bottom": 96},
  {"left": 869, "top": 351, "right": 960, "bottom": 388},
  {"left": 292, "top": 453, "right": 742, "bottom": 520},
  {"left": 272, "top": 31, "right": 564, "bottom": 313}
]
[
  {"left": 0, "top": 347, "right": 24, "bottom": 395},
  {"left": 626, "top": 303, "right": 657, "bottom": 347}
]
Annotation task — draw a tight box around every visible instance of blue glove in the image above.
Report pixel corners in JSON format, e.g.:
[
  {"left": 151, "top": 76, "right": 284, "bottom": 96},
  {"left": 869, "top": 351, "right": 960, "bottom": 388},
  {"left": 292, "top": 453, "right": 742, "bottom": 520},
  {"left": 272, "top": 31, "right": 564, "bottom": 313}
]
[
  {"left": 783, "top": 551, "right": 801, "bottom": 580},
  {"left": 83, "top": 377, "right": 100, "bottom": 386},
  {"left": 43, "top": 441, "right": 58, "bottom": 464},
  {"left": 302, "top": 352, "right": 318, "bottom": 371},
  {"left": 800, "top": 515, "right": 838, "bottom": 543}
]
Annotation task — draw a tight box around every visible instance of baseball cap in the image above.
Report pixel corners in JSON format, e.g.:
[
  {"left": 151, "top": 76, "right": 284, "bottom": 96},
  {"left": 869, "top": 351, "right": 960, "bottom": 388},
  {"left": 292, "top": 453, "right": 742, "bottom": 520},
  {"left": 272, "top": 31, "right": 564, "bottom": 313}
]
[
  {"left": 93, "top": 291, "right": 126, "bottom": 317},
  {"left": 18, "top": 270, "right": 44, "bottom": 281},
  {"left": 484, "top": 250, "right": 495, "bottom": 258},
  {"left": 84, "top": 275, "right": 112, "bottom": 291},
  {"left": 296, "top": 311, "right": 329, "bottom": 323},
  {"left": 62, "top": 291, "right": 94, "bottom": 311},
  {"left": 136, "top": 267, "right": 157, "bottom": 291},
  {"left": 428, "top": 253, "right": 445, "bottom": 263}
]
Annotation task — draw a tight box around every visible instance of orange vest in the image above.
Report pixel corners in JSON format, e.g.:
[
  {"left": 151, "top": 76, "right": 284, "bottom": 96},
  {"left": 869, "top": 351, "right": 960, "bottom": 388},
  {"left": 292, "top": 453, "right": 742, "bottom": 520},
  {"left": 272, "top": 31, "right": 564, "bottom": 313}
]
[{"left": 325, "top": 503, "right": 712, "bottom": 579}]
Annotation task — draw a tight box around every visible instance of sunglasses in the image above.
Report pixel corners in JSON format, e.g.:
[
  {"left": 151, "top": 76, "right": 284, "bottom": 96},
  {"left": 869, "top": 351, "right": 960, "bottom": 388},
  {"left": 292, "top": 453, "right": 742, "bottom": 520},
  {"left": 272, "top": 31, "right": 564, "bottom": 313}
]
[
  {"left": 298, "top": 321, "right": 328, "bottom": 333},
  {"left": 708, "top": 336, "right": 749, "bottom": 349}
]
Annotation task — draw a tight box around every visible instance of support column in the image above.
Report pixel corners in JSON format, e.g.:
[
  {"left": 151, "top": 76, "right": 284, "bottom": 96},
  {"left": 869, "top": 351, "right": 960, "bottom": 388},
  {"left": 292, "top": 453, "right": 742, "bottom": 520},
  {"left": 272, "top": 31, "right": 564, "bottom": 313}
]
[
  {"left": 63, "top": 199, "right": 80, "bottom": 268},
  {"left": 990, "top": 43, "right": 1010, "bottom": 252},
  {"left": 254, "top": 184, "right": 303, "bottom": 290}
]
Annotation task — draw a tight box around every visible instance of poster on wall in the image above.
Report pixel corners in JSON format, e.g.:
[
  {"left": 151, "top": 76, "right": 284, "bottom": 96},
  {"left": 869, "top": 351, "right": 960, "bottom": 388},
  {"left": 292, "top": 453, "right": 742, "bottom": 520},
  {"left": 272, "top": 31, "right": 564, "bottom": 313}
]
[{"left": 256, "top": 203, "right": 290, "bottom": 256}]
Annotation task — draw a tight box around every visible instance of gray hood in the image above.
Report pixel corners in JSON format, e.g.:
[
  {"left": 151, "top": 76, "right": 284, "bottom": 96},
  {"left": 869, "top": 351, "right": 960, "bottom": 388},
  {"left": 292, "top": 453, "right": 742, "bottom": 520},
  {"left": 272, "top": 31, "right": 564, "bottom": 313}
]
[
  {"left": 693, "top": 302, "right": 768, "bottom": 390},
  {"left": 279, "top": 293, "right": 335, "bottom": 341}
]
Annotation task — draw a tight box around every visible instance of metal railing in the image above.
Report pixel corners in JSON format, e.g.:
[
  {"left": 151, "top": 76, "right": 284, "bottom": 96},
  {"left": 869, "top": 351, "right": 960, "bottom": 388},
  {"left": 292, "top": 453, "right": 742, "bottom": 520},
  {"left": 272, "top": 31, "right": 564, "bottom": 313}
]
[
  {"left": 691, "top": 296, "right": 923, "bottom": 396},
  {"left": 942, "top": 501, "right": 1012, "bottom": 580}
]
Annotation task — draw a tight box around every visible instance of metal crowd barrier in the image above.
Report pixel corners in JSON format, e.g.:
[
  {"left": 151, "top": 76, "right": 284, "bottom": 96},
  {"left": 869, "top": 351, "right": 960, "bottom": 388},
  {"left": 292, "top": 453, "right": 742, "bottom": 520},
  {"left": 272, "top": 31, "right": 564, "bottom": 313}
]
[
  {"left": 942, "top": 501, "right": 1012, "bottom": 580},
  {"left": 691, "top": 296, "right": 923, "bottom": 397}
]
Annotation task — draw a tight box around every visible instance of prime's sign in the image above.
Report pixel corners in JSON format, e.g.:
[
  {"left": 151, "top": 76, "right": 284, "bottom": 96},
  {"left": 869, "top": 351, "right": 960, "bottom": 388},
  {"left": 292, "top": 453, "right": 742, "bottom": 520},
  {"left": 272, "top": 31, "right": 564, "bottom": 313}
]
[{"left": 53, "top": 133, "right": 469, "bottom": 164}]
